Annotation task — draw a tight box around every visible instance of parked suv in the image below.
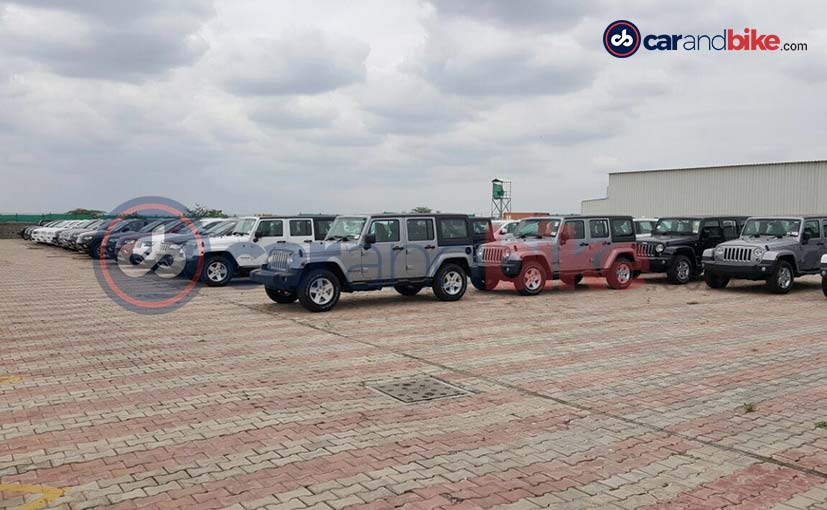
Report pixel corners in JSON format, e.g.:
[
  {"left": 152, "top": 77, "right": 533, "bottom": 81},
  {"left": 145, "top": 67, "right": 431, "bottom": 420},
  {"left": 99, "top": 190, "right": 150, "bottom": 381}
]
[
  {"left": 703, "top": 216, "right": 827, "bottom": 294},
  {"left": 186, "top": 215, "right": 336, "bottom": 287},
  {"left": 250, "top": 214, "right": 476, "bottom": 312},
  {"left": 822, "top": 254, "right": 827, "bottom": 298},
  {"left": 635, "top": 216, "right": 747, "bottom": 284},
  {"left": 473, "top": 215, "right": 638, "bottom": 294}
]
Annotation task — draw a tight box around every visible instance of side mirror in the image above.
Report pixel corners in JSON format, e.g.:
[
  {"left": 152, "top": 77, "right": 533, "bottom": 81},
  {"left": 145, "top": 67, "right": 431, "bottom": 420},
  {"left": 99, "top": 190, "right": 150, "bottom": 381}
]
[
  {"left": 802, "top": 231, "right": 812, "bottom": 243},
  {"left": 363, "top": 233, "right": 376, "bottom": 247},
  {"left": 253, "top": 233, "right": 261, "bottom": 242}
]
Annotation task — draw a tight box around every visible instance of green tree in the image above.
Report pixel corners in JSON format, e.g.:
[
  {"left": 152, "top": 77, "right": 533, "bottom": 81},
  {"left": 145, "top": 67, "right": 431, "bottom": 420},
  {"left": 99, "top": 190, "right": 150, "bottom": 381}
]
[
  {"left": 188, "top": 204, "right": 225, "bottom": 218},
  {"left": 411, "top": 206, "right": 432, "bottom": 213}
]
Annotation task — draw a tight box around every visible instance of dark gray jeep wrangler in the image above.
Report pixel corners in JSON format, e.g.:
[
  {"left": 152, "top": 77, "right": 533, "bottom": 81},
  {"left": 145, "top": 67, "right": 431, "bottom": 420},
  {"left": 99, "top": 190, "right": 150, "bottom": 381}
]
[
  {"left": 250, "top": 214, "right": 477, "bottom": 312},
  {"left": 703, "top": 216, "right": 827, "bottom": 294}
]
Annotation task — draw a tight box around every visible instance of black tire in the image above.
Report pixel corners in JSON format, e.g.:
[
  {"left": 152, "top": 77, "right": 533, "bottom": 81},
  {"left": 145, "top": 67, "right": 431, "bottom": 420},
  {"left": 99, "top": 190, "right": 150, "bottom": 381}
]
[
  {"left": 394, "top": 284, "right": 423, "bottom": 296},
  {"left": 560, "top": 274, "right": 583, "bottom": 287},
  {"left": 432, "top": 263, "right": 468, "bottom": 301},
  {"left": 516, "top": 260, "right": 547, "bottom": 296},
  {"left": 606, "top": 258, "right": 634, "bottom": 290},
  {"left": 822, "top": 276, "right": 827, "bottom": 299},
  {"left": 266, "top": 287, "right": 298, "bottom": 304},
  {"left": 767, "top": 260, "right": 794, "bottom": 294},
  {"left": 201, "top": 254, "right": 235, "bottom": 287},
  {"left": 704, "top": 271, "right": 730, "bottom": 289},
  {"left": 471, "top": 276, "right": 498, "bottom": 291},
  {"left": 667, "top": 255, "right": 694, "bottom": 284},
  {"left": 297, "top": 269, "right": 341, "bottom": 312},
  {"left": 88, "top": 241, "right": 102, "bottom": 259}
]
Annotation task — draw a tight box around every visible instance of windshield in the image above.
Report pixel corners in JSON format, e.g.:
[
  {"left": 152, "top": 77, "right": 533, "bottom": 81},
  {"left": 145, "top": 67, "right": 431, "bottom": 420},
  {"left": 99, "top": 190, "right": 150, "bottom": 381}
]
[
  {"left": 515, "top": 218, "right": 560, "bottom": 238},
  {"left": 741, "top": 218, "right": 801, "bottom": 238},
  {"left": 209, "top": 220, "right": 237, "bottom": 236},
  {"left": 325, "top": 217, "right": 367, "bottom": 240},
  {"left": 231, "top": 218, "right": 257, "bottom": 236},
  {"left": 654, "top": 218, "right": 701, "bottom": 235}
]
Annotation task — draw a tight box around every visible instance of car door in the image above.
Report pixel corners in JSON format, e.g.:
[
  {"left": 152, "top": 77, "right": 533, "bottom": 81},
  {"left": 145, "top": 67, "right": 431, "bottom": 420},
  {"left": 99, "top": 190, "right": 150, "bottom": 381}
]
[
  {"left": 699, "top": 219, "right": 723, "bottom": 252},
  {"left": 288, "top": 218, "right": 315, "bottom": 245},
  {"left": 721, "top": 219, "right": 739, "bottom": 241},
  {"left": 557, "top": 219, "right": 586, "bottom": 274},
  {"left": 247, "top": 219, "right": 285, "bottom": 266},
  {"left": 360, "top": 218, "right": 403, "bottom": 281},
  {"left": 404, "top": 218, "right": 436, "bottom": 277},
  {"left": 587, "top": 218, "right": 611, "bottom": 270},
  {"left": 801, "top": 219, "right": 822, "bottom": 271}
]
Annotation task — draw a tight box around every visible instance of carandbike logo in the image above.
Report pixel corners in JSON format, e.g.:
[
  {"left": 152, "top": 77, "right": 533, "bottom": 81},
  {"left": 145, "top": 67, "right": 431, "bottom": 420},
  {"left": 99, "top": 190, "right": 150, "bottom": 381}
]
[
  {"left": 604, "top": 20, "right": 640, "bottom": 58},
  {"left": 603, "top": 20, "right": 808, "bottom": 57},
  {"left": 93, "top": 196, "right": 208, "bottom": 315}
]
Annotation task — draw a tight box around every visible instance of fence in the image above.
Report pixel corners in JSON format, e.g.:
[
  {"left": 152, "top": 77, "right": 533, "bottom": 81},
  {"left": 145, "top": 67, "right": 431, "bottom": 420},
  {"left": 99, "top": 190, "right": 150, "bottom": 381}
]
[{"left": 0, "top": 214, "right": 100, "bottom": 223}]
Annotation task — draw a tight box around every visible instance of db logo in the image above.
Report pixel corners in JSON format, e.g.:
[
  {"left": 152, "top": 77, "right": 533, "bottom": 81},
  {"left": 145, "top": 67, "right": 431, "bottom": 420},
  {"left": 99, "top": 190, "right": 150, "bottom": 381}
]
[{"left": 604, "top": 20, "right": 640, "bottom": 58}]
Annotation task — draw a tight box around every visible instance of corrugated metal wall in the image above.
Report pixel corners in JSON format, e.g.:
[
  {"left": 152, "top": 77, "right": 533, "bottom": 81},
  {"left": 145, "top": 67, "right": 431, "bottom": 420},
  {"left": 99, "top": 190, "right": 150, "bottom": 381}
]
[{"left": 581, "top": 161, "right": 827, "bottom": 217}]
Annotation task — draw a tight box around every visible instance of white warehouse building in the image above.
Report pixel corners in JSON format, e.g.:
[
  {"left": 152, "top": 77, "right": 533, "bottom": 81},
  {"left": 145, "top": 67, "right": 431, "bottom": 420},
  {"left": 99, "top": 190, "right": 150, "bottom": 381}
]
[{"left": 581, "top": 160, "right": 827, "bottom": 217}]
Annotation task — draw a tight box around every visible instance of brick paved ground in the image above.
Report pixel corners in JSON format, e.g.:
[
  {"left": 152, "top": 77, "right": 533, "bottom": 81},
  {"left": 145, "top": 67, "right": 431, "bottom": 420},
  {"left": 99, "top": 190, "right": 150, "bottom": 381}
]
[{"left": 1, "top": 238, "right": 826, "bottom": 510}]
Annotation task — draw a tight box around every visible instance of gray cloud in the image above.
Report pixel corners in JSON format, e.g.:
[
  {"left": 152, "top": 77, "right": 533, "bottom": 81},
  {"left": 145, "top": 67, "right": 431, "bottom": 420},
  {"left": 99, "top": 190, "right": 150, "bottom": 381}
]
[
  {"left": 1, "top": 0, "right": 826, "bottom": 217},
  {"left": 218, "top": 29, "right": 369, "bottom": 96},
  {"left": 0, "top": 0, "right": 213, "bottom": 81}
]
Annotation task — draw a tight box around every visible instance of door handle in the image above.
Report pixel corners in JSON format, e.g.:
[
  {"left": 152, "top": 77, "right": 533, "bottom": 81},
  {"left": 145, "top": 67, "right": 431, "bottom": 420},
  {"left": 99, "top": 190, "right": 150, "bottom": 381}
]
[
  {"left": 602, "top": 241, "right": 610, "bottom": 246},
  {"left": 303, "top": 240, "right": 313, "bottom": 243},
  {"left": 579, "top": 242, "right": 588, "bottom": 247},
  {"left": 392, "top": 246, "right": 405, "bottom": 251},
  {"left": 424, "top": 245, "right": 436, "bottom": 250},
  {"left": 277, "top": 240, "right": 286, "bottom": 244}
]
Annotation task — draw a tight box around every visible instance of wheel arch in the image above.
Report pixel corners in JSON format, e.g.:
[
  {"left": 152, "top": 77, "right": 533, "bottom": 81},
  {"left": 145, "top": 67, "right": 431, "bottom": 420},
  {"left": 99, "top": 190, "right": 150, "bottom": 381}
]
[
  {"left": 304, "top": 261, "right": 348, "bottom": 284},
  {"left": 518, "top": 254, "right": 552, "bottom": 278}
]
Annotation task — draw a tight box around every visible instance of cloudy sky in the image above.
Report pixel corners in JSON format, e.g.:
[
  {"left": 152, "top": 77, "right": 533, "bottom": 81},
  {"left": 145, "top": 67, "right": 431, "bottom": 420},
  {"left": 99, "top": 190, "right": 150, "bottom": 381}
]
[{"left": 1, "top": 0, "right": 825, "bottom": 216}]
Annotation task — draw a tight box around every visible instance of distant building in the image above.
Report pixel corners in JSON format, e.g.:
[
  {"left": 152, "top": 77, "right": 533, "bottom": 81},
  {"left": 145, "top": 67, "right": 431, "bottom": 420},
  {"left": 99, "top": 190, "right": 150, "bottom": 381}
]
[
  {"left": 581, "top": 160, "right": 827, "bottom": 217},
  {"left": 504, "top": 212, "right": 550, "bottom": 220}
]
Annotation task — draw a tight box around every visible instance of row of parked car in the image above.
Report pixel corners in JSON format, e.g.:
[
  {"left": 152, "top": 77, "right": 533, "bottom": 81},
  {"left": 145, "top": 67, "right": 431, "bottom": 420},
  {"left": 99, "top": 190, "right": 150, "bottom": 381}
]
[{"left": 20, "top": 213, "right": 827, "bottom": 312}]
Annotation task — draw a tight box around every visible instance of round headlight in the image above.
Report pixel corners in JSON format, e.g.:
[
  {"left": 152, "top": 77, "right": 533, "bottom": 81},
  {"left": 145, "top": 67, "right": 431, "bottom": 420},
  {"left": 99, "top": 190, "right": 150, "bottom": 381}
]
[
  {"left": 752, "top": 247, "right": 765, "bottom": 262},
  {"left": 503, "top": 247, "right": 511, "bottom": 259},
  {"left": 476, "top": 246, "right": 484, "bottom": 258},
  {"left": 715, "top": 246, "right": 725, "bottom": 259},
  {"left": 655, "top": 243, "right": 665, "bottom": 254}
]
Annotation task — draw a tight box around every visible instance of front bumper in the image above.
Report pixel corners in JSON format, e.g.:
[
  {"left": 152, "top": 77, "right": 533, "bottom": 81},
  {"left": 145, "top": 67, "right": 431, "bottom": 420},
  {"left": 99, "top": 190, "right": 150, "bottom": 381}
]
[
  {"left": 473, "top": 260, "right": 521, "bottom": 280},
  {"left": 637, "top": 256, "right": 670, "bottom": 273},
  {"left": 703, "top": 260, "right": 774, "bottom": 280},
  {"left": 250, "top": 268, "right": 303, "bottom": 290}
]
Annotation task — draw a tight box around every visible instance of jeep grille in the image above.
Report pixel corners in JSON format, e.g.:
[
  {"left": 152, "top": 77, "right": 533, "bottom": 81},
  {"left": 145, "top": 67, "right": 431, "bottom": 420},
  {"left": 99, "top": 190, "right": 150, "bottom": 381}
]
[
  {"left": 268, "top": 251, "right": 291, "bottom": 271},
  {"left": 635, "top": 243, "right": 655, "bottom": 258},
  {"left": 481, "top": 246, "right": 505, "bottom": 263},
  {"left": 721, "top": 247, "right": 752, "bottom": 262}
]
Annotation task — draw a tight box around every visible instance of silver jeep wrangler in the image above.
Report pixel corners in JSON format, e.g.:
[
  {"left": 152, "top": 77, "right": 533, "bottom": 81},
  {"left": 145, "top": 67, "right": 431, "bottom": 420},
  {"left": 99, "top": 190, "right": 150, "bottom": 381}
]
[
  {"left": 472, "top": 215, "right": 638, "bottom": 295},
  {"left": 703, "top": 216, "right": 827, "bottom": 294},
  {"left": 250, "top": 214, "right": 476, "bottom": 312}
]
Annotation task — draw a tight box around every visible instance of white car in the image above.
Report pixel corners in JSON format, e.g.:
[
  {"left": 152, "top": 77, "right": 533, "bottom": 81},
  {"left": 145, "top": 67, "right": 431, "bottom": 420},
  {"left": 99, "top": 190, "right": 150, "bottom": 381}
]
[
  {"left": 32, "top": 220, "right": 84, "bottom": 244},
  {"left": 182, "top": 215, "right": 337, "bottom": 287},
  {"left": 634, "top": 217, "right": 657, "bottom": 239}
]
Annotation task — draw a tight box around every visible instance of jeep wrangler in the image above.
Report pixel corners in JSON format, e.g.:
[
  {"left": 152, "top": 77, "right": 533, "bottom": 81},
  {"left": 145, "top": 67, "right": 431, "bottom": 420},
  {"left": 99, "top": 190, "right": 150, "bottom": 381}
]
[
  {"left": 250, "top": 214, "right": 476, "bottom": 312},
  {"left": 821, "top": 254, "right": 827, "bottom": 298},
  {"left": 183, "top": 215, "right": 335, "bottom": 287},
  {"left": 703, "top": 216, "right": 827, "bottom": 294},
  {"left": 472, "top": 215, "right": 638, "bottom": 295},
  {"left": 636, "top": 216, "right": 747, "bottom": 284}
]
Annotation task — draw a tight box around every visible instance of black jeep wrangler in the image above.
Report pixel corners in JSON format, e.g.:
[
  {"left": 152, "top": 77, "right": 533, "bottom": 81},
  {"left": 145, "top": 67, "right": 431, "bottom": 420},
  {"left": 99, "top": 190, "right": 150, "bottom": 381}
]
[{"left": 635, "top": 216, "right": 747, "bottom": 284}]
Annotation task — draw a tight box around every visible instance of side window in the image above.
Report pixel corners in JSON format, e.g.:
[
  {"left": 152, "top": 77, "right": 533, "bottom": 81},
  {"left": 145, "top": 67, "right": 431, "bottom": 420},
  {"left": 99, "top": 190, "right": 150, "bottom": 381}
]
[
  {"left": 314, "top": 219, "right": 333, "bottom": 240},
  {"left": 589, "top": 219, "right": 609, "bottom": 239},
  {"left": 722, "top": 220, "right": 737, "bottom": 239},
  {"left": 289, "top": 219, "right": 312, "bottom": 237},
  {"left": 257, "top": 220, "right": 283, "bottom": 237},
  {"left": 823, "top": 220, "right": 827, "bottom": 239},
  {"left": 369, "top": 219, "right": 400, "bottom": 243},
  {"left": 562, "top": 220, "right": 585, "bottom": 240},
  {"left": 407, "top": 219, "right": 435, "bottom": 242},
  {"left": 610, "top": 218, "right": 634, "bottom": 238},
  {"left": 804, "top": 220, "right": 821, "bottom": 238},
  {"left": 438, "top": 218, "right": 469, "bottom": 240},
  {"left": 504, "top": 222, "right": 518, "bottom": 234}
]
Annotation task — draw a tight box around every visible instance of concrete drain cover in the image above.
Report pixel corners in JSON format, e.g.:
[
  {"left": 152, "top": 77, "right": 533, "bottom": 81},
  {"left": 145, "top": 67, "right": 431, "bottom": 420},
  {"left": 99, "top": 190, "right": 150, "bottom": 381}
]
[{"left": 369, "top": 376, "right": 468, "bottom": 403}]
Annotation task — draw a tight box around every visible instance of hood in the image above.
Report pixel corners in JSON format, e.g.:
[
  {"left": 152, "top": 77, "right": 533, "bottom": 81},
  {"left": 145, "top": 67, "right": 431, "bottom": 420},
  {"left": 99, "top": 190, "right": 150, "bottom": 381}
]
[
  {"left": 641, "top": 235, "right": 696, "bottom": 245},
  {"left": 718, "top": 236, "right": 798, "bottom": 250}
]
